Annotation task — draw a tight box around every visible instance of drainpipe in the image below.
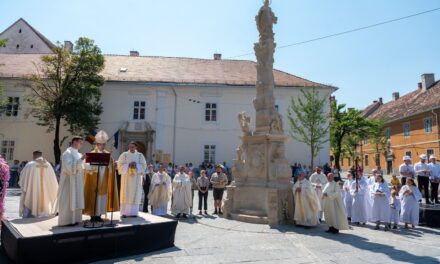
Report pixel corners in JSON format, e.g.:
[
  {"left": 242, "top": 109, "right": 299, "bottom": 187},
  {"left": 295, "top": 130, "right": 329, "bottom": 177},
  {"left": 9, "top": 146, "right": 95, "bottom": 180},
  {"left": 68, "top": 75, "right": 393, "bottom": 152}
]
[{"left": 171, "top": 87, "right": 177, "bottom": 166}]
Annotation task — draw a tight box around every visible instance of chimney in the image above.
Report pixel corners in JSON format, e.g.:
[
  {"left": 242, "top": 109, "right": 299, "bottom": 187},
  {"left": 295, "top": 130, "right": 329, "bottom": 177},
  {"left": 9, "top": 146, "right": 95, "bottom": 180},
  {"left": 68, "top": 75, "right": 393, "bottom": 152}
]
[
  {"left": 392, "top": 92, "right": 400, "bottom": 101},
  {"left": 213, "top": 53, "right": 222, "bottom": 60},
  {"left": 130, "top": 50, "right": 139, "bottom": 56},
  {"left": 379, "top": 97, "right": 383, "bottom": 104},
  {"left": 421, "top": 73, "right": 435, "bottom": 91},
  {"left": 64, "top": 41, "right": 73, "bottom": 51},
  {"left": 373, "top": 100, "right": 378, "bottom": 103}
]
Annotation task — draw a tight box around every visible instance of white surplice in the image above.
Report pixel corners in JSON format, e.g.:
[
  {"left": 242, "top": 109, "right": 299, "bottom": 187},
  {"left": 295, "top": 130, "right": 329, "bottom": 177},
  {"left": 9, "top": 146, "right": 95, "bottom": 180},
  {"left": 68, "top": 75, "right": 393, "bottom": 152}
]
[
  {"left": 370, "top": 181, "right": 391, "bottom": 223},
  {"left": 389, "top": 196, "right": 401, "bottom": 224},
  {"left": 343, "top": 179, "right": 353, "bottom": 217},
  {"left": 322, "top": 181, "right": 349, "bottom": 230},
  {"left": 54, "top": 147, "right": 85, "bottom": 226},
  {"left": 309, "top": 172, "right": 327, "bottom": 219},
  {"left": 18, "top": 157, "right": 58, "bottom": 218},
  {"left": 292, "top": 179, "right": 321, "bottom": 226},
  {"left": 399, "top": 185, "right": 422, "bottom": 225},
  {"left": 350, "top": 178, "right": 370, "bottom": 223},
  {"left": 150, "top": 172, "right": 172, "bottom": 216},
  {"left": 171, "top": 173, "right": 192, "bottom": 215},
  {"left": 117, "top": 150, "right": 147, "bottom": 216}
]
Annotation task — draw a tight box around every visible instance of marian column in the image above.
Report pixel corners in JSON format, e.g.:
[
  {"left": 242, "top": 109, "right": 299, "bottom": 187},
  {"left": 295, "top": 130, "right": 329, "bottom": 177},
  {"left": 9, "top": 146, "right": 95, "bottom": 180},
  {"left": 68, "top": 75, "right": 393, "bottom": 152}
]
[{"left": 224, "top": 0, "right": 294, "bottom": 225}]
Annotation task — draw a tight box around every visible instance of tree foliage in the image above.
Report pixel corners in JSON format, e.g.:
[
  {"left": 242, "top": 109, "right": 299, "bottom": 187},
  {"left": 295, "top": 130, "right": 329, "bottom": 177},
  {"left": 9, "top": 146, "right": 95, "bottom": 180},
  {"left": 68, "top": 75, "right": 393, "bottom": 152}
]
[
  {"left": 25, "top": 37, "right": 105, "bottom": 164},
  {"left": 287, "top": 87, "right": 329, "bottom": 168},
  {"left": 368, "top": 118, "right": 388, "bottom": 166}
]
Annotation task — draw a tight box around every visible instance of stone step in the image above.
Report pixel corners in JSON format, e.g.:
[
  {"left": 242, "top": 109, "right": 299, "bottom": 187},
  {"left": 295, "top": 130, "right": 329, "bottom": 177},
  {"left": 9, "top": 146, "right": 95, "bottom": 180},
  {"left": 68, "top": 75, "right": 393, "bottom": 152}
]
[
  {"left": 230, "top": 212, "right": 269, "bottom": 224},
  {"left": 237, "top": 209, "right": 267, "bottom": 217}
]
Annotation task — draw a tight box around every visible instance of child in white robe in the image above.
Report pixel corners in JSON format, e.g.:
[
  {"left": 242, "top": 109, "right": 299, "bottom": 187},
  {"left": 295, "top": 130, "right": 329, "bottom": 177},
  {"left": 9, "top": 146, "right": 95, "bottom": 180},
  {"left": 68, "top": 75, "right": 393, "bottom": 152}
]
[
  {"left": 399, "top": 178, "right": 422, "bottom": 228},
  {"left": 370, "top": 175, "right": 391, "bottom": 231},
  {"left": 389, "top": 189, "right": 401, "bottom": 229}
]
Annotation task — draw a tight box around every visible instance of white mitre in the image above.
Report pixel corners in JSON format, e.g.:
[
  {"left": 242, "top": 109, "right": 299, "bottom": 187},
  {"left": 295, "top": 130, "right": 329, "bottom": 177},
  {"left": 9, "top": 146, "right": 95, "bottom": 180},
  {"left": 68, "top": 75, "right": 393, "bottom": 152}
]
[{"left": 95, "top": 130, "right": 109, "bottom": 144}]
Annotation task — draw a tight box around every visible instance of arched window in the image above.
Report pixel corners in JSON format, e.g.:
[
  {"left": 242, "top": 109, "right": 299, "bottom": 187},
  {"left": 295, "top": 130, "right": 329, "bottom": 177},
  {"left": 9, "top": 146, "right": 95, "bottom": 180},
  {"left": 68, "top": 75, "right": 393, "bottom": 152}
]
[{"left": 16, "top": 44, "right": 19, "bottom": 49}]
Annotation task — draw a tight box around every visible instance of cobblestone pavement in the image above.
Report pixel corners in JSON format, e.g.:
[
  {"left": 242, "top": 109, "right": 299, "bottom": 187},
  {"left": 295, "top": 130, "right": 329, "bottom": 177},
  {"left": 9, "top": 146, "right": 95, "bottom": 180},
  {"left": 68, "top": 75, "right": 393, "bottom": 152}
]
[{"left": 2, "top": 188, "right": 440, "bottom": 264}]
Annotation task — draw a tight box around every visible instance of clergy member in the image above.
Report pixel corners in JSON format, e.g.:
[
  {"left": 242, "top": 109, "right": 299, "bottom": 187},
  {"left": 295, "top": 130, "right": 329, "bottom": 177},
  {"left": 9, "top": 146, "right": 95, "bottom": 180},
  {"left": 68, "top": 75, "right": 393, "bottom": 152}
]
[
  {"left": 292, "top": 171, "right": 321, "bottom": 227},
  {"left": 117, "top": 142, "right": 147, "bottom": 217},
  {"left": 150, "top": 164, "right": 172, "bottom": 215},
  {"left": 322, "top": 173, "right": 349, "bottom": 234},
  {"left": 309, "top": 167, "right": 327, "bottom": 221},
  {"left": 172, "top": 166, "right": 193, "bottom": 218},
  {"left": 83, "top": 131, "right": 119, "bottom": 222},
  {"left": 18, "top": 151, "right": 58, "bottom": 218},
  {"left": 55, "top": 136, "right": 86, "bottom": 226}
]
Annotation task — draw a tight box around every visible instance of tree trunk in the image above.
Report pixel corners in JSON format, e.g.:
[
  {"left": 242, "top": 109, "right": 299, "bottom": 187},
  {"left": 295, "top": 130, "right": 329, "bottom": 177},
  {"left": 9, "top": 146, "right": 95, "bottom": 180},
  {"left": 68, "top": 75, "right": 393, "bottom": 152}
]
[
  {"left": 53, "top": 116, "right": 61, "bottom": 165},
  {"left": 310, "top": 145, "right": 314, "bottom": 170}
]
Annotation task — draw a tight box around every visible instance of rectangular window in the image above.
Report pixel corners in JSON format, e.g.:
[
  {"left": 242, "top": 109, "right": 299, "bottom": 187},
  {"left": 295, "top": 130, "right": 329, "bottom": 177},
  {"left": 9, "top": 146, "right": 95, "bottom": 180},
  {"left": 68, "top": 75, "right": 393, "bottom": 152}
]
[
  {"left": 405, "top": 151, "right": 412, "bottom": 158},
  {"left": 205, "top": 103, "right": 217, "bottom": 122},
  {"left": 348, "top": 158, "right": 351, "bottom": 167},
  {"left": 203, "top": 145, "right": 216, "bottom": 163},
  {"left": 133, "top": 100, "right": 146, "bottom": 120},
  {"left": 385, "top": 127, "right": 391, "bottom": 140},
  {"left": 1, "top": 140, "right": 15, "bottom": 160},
  {"left": 365, "top": 155, "right": 369, "bottom": 167},
  {"left": 403, "top": 123, "right": 410, "bottom": 137},
  {"left": 4, "top": 97, "right": 20, "bottom": 117},
  {"left": 424, "top": 118, "right": 433, "bottom": 133},
  {"left": 275, "top": 105, "right": 279, "bottom": 112},
  {"left": 427, "top": 149, "right": 434, "bottom": 157}
]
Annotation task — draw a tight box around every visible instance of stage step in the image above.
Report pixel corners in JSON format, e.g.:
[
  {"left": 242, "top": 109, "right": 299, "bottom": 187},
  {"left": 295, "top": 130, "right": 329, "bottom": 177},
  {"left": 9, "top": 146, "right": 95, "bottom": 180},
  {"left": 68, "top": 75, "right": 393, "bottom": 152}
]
[
  {"left": 230, "top": 212, "right": 269, "bottom": 224},
  {"left": 237, "top": 209, "right": 267, "bottom": 217}
]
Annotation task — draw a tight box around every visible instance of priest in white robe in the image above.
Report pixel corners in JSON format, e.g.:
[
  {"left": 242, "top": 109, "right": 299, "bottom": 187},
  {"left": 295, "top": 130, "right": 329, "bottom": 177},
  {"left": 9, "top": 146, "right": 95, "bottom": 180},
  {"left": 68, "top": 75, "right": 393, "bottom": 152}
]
[
  {"left": 399, "top": 178, "right": 422, "bottom": 228},
  {"left": 322, "top": 173, "right": 349, "bottom": 234},
  {"left": 54, "top": 137, "right": 86, "bottom": 226},
  {"left": 370, "top": 175, "right": 391, "bottom": 230},
  {"left": 150, "top": 165, "right": 172, "bottom": 216},
  {"left": 117, "top": 142, "right": 147, "bottom": 217},
  {"left": 309, "top": 167, "right": 328, "bottom": 221},
  {"left": 19, "top": 151, "right": 58, "bottom": 218},
  {"left": 350, "top": 174, "right": 370, "bottom": 225},
  {"left": 292, "top": 171, "right": 320, "bottom": 227},
  {"left": 83, "top": 131, "right": 119, "bottom": 222},
  {"left": 172, "top": 166, "right": 193, "bottom": 218}
]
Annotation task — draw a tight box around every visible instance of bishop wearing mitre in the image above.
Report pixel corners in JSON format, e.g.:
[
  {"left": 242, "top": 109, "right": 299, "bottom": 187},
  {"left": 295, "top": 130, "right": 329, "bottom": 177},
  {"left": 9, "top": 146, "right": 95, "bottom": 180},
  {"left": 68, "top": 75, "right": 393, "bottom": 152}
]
[
  {"left": 117, "top": 142, "right": 147, "bottom": 217},
  {"left": 18, "top": 150, "right": 58, "bottom": 218},
  {"left": 292, "top": 171, "right": 321, "bottom": 227},
  {"left": 83, "top": 131, "right": 119, "bottom": 222},
  {"left": 54, "top": 136, "right": 86, "bottom": 226}
]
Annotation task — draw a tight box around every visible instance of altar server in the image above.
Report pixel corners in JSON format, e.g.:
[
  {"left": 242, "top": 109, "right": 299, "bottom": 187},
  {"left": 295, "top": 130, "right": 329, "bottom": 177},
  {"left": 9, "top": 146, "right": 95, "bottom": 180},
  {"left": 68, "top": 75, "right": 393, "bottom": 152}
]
[
  {"left": 19, "top": 151, "right": 58, "bottom": 218},
  {"left": 343, "top": 173, "right": 354, "bottom": 219},
  {"left": 150, "top": 165, "right": 172, "bottom": 216},
  {"left": 117, "top": 142, "right": 147, "bottom": 217},
  {"left": 55, "top": 137, "right": 86, "bottom": 226},
  {"left": 370, "top": 175, "right": 391, "bottom": 231},
  {"left": 350, "top": 174, "right": 370, "bottom": 225},
  {"left": 322, "top": 173, "right": 349, "bottom": 234},
  {"left": 310, "top": 167, "right": 327, "bottom": 221},
  {"left": 399, "top": 178, "right": 422, "bottom": 228},
  {"left": 172, "top": 166, "right": 193, "bottom": 218},
  {"left": 83, "top": 131, "right": 119, "bottom": 222},
  {"left": 389, "top": 189, "right": 401, "bottom": 229},
  {"left": 292, "top": 171, "right": 321, "bottom": 227}
]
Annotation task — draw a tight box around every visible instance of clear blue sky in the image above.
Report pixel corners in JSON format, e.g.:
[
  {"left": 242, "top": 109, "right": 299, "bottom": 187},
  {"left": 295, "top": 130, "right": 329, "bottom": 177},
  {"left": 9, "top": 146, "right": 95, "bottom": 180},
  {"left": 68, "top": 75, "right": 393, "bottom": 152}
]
[{"left": 1, "top": 0, "right": 439, "bottom": 109}]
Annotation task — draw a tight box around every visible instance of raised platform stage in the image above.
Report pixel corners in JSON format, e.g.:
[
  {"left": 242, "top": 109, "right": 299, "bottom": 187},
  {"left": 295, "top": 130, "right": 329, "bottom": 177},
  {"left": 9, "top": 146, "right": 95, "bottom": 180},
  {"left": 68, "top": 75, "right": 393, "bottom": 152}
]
[
  {"left": 1, "top": 212, "right": 177, "bottom": 264},
  {"left": 419, "top": 203, "right": 440, "bottom": 228}
]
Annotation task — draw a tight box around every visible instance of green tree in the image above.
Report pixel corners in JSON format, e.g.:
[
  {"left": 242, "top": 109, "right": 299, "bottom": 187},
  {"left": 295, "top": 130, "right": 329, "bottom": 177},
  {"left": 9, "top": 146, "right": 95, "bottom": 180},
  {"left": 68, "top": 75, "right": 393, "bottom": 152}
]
[
  {"left": 287, "top": 87, "right": 329, "bottom": 168},
  {"left": 25, "top": 37, "right": 105, "bottom": 164},
  {"left": 368, "top": 118, "right": 388, "bottom": 167},
  {"left": 330, "top": 101, "right": 371, "bottom": 170}
]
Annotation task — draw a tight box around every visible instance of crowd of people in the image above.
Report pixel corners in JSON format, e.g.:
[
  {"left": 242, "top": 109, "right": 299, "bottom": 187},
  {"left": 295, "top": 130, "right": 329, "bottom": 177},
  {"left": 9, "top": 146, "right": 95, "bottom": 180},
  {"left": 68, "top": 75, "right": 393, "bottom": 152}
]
[{"left": 293, "top": 154, "right": 439, "bottom": 233}]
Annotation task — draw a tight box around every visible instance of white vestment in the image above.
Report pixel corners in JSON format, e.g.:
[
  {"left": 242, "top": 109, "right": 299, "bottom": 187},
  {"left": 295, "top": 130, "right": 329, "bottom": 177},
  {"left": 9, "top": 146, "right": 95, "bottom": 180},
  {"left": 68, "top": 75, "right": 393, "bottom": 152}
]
[
  {"left": 350, "top": 179, "right": 370, "bottom": 223},
  {"left": 171, "top": 173, "right": 192, "bottom": 215},
  {"left": 292, "top": 179, "right": 321, "bottom": 226},
  {"left": 54, "top": 147, "right": 85, "bottom": 226},
  {"left": 150, "top": 172, "right": 172, "bottom": 216},
  {"left": 18, "top": 157, "right": 58, "bottom": 218},
  {"left": 322, "top": 181, "right": 349, "bottom": 230},
  {"left": 343, "top": 179, "right": 353, "bottom": 217},
  {"left": 309, "top": 172, "right": 327, "bottom": 219},
  {"left": 370, "top": 182, "right": 391, "bottom": 223},
  {"left": 389, "top": 196, "right": 401, "bottom": 224},
  {"left": 399, "top": 185, "right": 422, "bottom": 225},
  {"left": 117, "top": 150, "right": 147, "bottom": 216}
]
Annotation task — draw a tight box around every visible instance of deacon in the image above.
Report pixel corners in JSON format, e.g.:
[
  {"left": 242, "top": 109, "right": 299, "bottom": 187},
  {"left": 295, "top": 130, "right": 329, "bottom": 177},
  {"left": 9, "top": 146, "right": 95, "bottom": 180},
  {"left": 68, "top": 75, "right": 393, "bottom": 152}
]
[
  {"left": 55, "top": 136, "right": 86, "bottom": 226},
  {"left": 292, "top": 171, "right": 321, "bottom": 227},
  {"left": 150, "top": 164, "right": 172, "bottom": 215},
  {"left": 172, "top": 166, "right": 193, "bottom": 218},
  {"left": 117, "top": 142, "right": 147, "bottom": 217},
  {"left": 322, "top": 173, "right": 349, "bottom": 234},
  {"left": 309, "top": 167, "right": 327, "bottom": 221},
  {"left": 83, "top": 131, "right": 119, "bottom": 222},
  {"left": 18, "top": 151, "right": 58, "bottom": 218}
]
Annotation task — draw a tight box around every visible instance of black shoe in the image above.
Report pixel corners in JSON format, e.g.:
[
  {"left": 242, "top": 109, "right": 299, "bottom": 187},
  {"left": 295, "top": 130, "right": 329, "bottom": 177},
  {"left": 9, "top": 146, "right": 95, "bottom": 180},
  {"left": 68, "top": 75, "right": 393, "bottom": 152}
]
[
  {"left": 331, "top": 228, "right": 339, "bottom": 234},
  {"left": 218, "top": 210, "right": 223, "bottom": 215},
  {"left": 199, "top": 211, "right": 203, "bottom": 215},
  {"left": 96, "top": 216, "right": 103, "bottom": 222},
  {"left": 204, "top": 211, "right": 208, "bottom": 215},
  {"left": 393, "top": 225, "right": 397, "bottom": 229},
  {"left": 213, "top": 210, "right": 218, "bottom": 215},
  {"left": 183, "top": 214, "right": 188, "bottom": 219},
  {"left": 325, "top": 228, "right": 333, "bottom": 233},
  {"left": 374, "top": 225, "right": 380, "bottom": 230},
  {"left": 176, "top": 213, "right": 181, "bottom": 218},
  {"left": 121, "top": 215, "right": 127, "bottom": 218}
]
